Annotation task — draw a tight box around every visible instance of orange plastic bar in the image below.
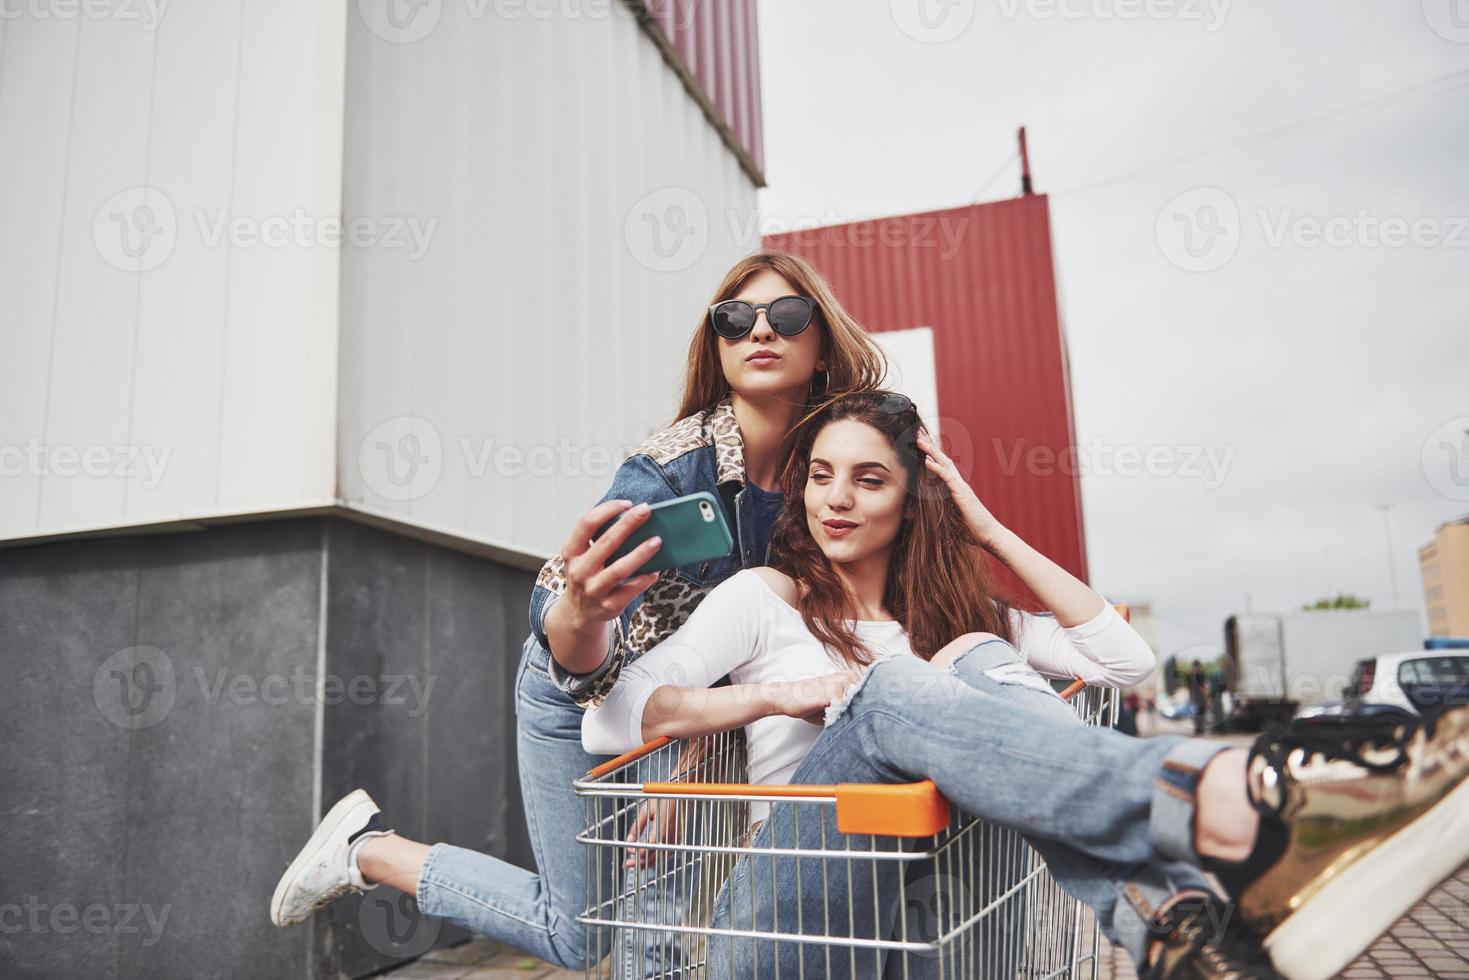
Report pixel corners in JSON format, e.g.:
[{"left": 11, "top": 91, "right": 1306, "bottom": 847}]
[
  {"left": 643, "top": 778, "right": 951, "bottom": 838},
  {"left": 586, "top": 735, "right": 673, "bottom": 779}
]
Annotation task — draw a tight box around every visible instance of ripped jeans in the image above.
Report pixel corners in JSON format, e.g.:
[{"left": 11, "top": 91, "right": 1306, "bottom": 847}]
[{"left": 706, "top": 638, "right": 1230, "bottom": 977}]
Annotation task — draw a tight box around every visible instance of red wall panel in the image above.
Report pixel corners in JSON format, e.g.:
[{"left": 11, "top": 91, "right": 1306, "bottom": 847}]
[{"left": 765, "top": 194, "right": 1089, "bottom": 597}]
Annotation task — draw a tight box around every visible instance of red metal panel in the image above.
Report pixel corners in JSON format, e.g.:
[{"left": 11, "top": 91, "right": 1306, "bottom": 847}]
[
  {"left": 765, "top": 195, "right": 1089, "bottom": 598},
  {"left": 643, "top": 0, "right": 763, "bottom": 175}
]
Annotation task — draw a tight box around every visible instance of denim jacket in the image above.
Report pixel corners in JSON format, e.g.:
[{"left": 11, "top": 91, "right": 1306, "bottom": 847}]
[{"left": 528, "top": 397, "right": 769, "bottom": 707}]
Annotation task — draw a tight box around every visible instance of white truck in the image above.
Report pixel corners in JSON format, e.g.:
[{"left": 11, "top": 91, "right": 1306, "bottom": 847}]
[{"left": 1222, "top": 609, "right": 1423, "bottom": 730}]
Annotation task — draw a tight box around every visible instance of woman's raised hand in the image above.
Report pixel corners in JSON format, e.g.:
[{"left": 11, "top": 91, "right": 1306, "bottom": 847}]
[
  {"left": 915, "top": 429, "right": 1006, "bottom": 549},
  {"left": 557, "top": 499, "right": 663, "bottom": 632}
]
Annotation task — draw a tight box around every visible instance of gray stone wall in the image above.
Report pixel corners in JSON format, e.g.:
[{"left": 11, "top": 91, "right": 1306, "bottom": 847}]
[{"left": 0, "top": 517, "right": 537, "bottom": 979}]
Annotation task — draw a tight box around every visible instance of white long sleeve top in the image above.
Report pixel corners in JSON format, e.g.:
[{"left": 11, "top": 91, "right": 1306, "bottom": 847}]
[{"left": 583, "top": 569, "right": 1155, "bottom": 818}]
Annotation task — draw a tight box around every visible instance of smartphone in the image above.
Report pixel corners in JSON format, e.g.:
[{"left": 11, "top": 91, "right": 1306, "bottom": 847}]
[{"left": 594, "top": 491, "right": 735, "bottom": 576}]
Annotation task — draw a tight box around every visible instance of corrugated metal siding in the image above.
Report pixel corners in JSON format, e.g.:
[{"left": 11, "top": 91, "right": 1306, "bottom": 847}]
[
  {"left": 0, "top": 1, "right": 345, "bottom": 543},
  {"left": 336, "top": 1, "right": 761, "bottom": 560},
  {"left": 642, "top": 0, "right": 763, "bottom": 176},
  {"left": 765, "top": 195, "right": 1090, "bottom": 592}
]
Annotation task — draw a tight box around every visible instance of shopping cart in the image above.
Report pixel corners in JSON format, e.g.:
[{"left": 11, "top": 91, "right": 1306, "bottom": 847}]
[{"left": 574, "top": 670, "right": 1122, "bottom": 980}]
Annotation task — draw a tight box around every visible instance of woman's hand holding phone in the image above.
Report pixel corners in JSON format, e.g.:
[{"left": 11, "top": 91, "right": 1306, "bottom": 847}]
[{"left": 544, "top": 500, "right": 663, "bottom": 675}]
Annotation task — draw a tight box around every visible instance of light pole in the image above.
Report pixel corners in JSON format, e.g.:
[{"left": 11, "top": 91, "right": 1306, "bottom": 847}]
[{"left": 1373, "top": 502, "right": 1400, "bottom": 609}]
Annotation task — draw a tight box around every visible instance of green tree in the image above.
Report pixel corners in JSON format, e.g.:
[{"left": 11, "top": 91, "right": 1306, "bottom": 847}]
[{"left": 1301, "top": 593, "right": 1371, "bottom": 611}]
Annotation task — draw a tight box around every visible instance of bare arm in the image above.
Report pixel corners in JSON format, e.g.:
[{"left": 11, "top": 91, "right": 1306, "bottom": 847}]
[
  {"left": 639, "top": 674, "right": 858, "bottom": 743},
  {"left": 916, "top": 430, "right": 1103, "bottom": 627}
]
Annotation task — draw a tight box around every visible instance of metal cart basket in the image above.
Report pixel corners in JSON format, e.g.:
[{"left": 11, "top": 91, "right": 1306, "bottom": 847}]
[{"left": 574, "top": 679, "right": 1120, "bottom": 979}]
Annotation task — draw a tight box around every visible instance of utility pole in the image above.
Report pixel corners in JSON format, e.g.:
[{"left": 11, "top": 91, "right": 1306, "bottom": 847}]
[
  {"left": 1018, "top": 126, "right": 1033, "bottom": 196},
  {"left": 1374, "top": 502, "right": 1400, "bottom": 608}
]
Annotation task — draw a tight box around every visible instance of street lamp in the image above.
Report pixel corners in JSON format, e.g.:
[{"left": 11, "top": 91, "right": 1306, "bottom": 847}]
[{"left": 1373, "top": 502, "right": 1400, "bottom": 609}]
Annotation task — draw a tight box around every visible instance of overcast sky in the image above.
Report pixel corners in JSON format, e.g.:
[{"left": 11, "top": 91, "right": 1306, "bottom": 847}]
[{"left": 754, "top": 0, "right": 1469, "bottom": 657}]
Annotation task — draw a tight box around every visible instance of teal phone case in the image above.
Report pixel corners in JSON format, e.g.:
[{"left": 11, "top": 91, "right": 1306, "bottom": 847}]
[{"left": 594, "top": 491, "right": 735, "bottom": 576}]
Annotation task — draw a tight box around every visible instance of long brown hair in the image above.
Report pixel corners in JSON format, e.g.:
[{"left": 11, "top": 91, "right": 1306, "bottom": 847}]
[
  {"left": 675, "top": 250, "right": 888, "bottom": 420},
  {"left": 768, "top": 390, "right": 1017, "bottom": 666}
]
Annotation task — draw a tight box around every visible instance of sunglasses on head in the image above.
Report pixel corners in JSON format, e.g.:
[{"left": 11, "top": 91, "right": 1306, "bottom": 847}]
[
  {"left": 708, "top": 295, "right": 817, "bottom": 340},
  {"left": 873, "top": 392, "right": 916, "bottom": 417}
]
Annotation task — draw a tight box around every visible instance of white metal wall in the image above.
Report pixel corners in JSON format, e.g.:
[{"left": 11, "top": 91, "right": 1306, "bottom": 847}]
[
  {"left": 0, "top": 1, "right": 347, "bottom": 543},
  {"left": 1, "top": 3, "right": 760, "bottom": 561},
  {"left": 337, "top": 4, "right": 761, "bottom": 560}
]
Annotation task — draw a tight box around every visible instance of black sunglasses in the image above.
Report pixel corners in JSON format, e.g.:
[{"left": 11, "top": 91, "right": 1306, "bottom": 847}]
[
  {"left": 873, "top": 392, "right": 916, "bottom": 417},
  {"left": 708, "top": 295, "right": 817, "bottom": 340}
]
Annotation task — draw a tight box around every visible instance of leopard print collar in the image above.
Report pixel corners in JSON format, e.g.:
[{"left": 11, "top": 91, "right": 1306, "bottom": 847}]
[{"left": 706, "top": 396, "right": 745, "bottom": 487}]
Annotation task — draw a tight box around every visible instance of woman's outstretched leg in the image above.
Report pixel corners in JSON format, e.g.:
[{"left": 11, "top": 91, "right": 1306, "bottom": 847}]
[
  {"left": 938, "top": 635, "right": 1231, "bottom": 965},
  {"left": 825, "top": 646, "right": 1469, "bottom": 980},
  {"left": 271, "top": 636, "right": 612, "bottom": 970}
]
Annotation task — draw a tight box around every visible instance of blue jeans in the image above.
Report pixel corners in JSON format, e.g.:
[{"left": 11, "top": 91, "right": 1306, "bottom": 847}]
[
  {"left": 415, "top": 635, "right": 689, "bottom": 976},
  {"left": 708, "top": 639, "right": 1230, "bottom": 976},
  {"left": 414, "top": 635, "right": 602, "bottom": 968}
]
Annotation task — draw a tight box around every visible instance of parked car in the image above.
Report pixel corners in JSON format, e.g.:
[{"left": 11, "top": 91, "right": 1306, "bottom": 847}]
[{"left": 1345, "top": 651, "right": 1469, "bottom": 716}]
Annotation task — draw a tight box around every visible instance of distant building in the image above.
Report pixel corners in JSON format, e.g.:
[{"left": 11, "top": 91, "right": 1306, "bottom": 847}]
[{"left": 1420, "top": 515, "right": 1469, "bottom": 637}]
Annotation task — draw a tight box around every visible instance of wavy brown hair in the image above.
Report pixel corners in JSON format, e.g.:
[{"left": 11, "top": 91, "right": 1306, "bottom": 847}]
[
  {"left": 768, "top": 390, "right": 1017, "bottom": 667},
  {"left": 675, "top": 250, "right": 889, "bottom": 420}
]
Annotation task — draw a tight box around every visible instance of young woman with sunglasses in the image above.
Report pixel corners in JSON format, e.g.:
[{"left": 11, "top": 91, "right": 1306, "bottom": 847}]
[
  {"left": 578, "top": 390, "right": 1469, "bottom": 980},
  {"left": 269, "top": 251, "right": 888, "bottom": 972}
]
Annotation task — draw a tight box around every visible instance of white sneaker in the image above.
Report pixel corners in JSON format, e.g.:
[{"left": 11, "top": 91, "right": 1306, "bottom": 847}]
[{"left": 270, "top": 789, "right": 391, "bottom": 928}]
